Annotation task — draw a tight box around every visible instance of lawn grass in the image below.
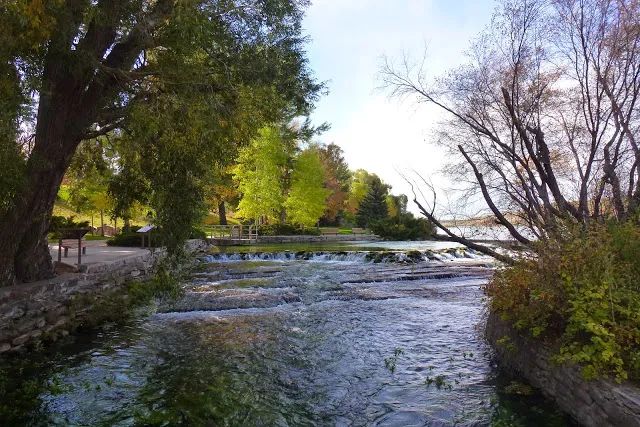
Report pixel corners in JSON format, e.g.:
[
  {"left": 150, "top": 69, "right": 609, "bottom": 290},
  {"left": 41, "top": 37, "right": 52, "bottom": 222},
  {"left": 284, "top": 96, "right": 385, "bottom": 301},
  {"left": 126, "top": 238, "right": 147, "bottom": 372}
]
[{"left": 84, "top": 235, "right": 110, "bottom": 241}]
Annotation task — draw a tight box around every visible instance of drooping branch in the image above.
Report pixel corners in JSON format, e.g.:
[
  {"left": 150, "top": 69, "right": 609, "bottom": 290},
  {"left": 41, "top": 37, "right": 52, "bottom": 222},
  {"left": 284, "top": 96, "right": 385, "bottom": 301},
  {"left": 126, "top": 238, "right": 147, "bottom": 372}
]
[
  {"left": 401, "top": 175, "right": 516, "bottom": 265},
  {"left": 458, "top": 145, "right": 533, "bottom": 246}
]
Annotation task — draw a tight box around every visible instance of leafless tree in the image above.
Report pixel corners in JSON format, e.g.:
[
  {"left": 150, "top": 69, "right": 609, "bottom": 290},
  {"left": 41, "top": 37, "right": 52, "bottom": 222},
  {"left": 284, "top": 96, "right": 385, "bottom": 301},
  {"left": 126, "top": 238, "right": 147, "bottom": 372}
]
[{"left": 383, "top": 0, "right": 640, "bottom": 261}]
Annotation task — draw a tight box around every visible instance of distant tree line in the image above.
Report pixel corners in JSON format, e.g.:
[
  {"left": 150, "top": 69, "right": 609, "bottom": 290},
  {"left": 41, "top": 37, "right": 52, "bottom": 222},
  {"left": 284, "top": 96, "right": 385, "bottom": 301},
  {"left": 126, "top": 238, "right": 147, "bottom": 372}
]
[{"left": 226, "top": 124, "right": 432, "bottom": 237}]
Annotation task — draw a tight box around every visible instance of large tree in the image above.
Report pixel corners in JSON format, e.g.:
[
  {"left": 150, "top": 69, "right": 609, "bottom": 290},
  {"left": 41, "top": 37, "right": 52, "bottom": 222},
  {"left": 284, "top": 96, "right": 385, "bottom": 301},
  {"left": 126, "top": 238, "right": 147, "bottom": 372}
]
[
  {"left": 345, "top": 169, "right": 375, "bottom": 217},
  {"left": 382, "top": 0, "right": 640, "bottom": 263},
  {"left": 233, "top": 126, "right": 288, "bottom": 222},
  {"left": 0, "top": 0, "right": 320, "bottom": 284},
  {"left": 318, "top": 143, "right": 351, "bottom": 224},
  {"left": 285, "top": 147, "right": 329, "bottom": 226}
]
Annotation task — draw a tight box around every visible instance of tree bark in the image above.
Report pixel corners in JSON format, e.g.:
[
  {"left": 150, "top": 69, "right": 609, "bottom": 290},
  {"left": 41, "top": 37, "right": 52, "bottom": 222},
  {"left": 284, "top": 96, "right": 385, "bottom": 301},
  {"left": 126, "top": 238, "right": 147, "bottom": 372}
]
[
  {"left": 412, "top": 197, "right": 515, "bottom": 265},
  {"left": 218, "top": 201, "right": 227, "bottom": 225},
  {"left": 0, "top": 132, "right": 78, "bottom": 284}
]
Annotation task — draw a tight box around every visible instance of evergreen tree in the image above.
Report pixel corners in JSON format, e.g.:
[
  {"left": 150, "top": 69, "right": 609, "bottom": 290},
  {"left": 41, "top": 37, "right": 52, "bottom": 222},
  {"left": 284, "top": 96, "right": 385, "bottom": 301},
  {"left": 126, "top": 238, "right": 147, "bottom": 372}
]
[{"left": 356, "top": 177, "right": 389, "bottom": 227}]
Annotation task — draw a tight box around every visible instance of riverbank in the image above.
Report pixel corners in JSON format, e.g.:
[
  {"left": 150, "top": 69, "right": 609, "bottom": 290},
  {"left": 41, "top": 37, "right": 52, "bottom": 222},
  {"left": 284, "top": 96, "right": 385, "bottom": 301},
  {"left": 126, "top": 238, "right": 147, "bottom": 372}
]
[
  {"left": 0, "top": 245, "right": 573, "bottom": 425},
  {"left": 0, "top": 240, "right": 207, "bottom": 354},
  {"left": 486, "top": 311, "right": 640, "bottom": 426}
]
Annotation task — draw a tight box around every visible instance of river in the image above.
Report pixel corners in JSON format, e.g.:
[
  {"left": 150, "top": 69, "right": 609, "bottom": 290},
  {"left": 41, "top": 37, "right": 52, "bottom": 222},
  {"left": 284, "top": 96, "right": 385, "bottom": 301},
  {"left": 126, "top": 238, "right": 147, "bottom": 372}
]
[{"left": 0, "top": 242, "right": 574, "bottom": 426}]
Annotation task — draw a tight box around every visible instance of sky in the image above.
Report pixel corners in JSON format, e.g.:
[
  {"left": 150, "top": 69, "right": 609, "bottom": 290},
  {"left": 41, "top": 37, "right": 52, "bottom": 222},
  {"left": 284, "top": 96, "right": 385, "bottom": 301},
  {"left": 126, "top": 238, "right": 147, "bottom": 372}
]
[{"left": 302, "top": 0, "right": 495, "bottom": 214}]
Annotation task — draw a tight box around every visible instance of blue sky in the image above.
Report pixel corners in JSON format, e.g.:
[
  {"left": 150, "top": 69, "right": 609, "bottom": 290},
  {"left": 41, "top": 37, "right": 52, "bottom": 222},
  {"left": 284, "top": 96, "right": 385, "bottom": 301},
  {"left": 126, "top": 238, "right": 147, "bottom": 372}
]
[{"left": 302, "top": 1, "right": 495, "bottom": 212}]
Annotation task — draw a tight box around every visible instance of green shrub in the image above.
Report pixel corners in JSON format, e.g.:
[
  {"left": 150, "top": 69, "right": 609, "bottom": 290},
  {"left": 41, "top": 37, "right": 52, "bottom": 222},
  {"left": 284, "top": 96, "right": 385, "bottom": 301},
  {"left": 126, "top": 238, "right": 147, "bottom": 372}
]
[
  {"left": 486, "top": 221, "right": 640, "bottom": 381},
  {"left": 370, "top": 215, "right": 435, "bottom": 241},
  {"left": 49, "top": 215, "right": 90, "bottom": 232},
  {"left": 126, "top": 262, "right": 183, "bottom": 304},
  {"left": 190, "top": 227, "right": 207, "bottom": 240},
  {"left": 106, "top": 227, "right": 205, "bottom": 247},
  {"left": 258, "top": 223, "right": 320, "bottom": 236},
  {"left": 106, "top": 232, "right": 147, "bottom": 247}
]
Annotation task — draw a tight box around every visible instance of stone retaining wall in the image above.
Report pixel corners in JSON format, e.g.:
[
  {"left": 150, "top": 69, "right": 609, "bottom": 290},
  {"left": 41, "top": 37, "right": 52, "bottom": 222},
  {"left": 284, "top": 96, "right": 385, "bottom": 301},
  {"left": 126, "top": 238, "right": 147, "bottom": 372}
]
[
  {"left": 486, "top": 311, "right": 640, "bottom": 426},
  {"left": 0, "top": 240, "right": 207, "bottom": 354}
]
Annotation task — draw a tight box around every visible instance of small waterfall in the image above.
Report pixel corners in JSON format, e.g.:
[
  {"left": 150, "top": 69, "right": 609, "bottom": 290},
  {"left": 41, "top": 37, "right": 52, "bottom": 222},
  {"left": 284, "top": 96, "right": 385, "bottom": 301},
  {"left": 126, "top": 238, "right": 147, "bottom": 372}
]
[{"left": 198, "top": 248, "right": 488, "bottom": 265}]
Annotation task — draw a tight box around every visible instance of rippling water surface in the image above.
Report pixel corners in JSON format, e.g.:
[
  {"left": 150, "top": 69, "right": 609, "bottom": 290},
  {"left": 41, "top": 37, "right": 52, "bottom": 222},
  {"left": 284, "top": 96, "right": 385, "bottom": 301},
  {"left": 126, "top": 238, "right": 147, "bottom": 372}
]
[{"left": 0, "top": 244, "right": 573, "bottom": 426}]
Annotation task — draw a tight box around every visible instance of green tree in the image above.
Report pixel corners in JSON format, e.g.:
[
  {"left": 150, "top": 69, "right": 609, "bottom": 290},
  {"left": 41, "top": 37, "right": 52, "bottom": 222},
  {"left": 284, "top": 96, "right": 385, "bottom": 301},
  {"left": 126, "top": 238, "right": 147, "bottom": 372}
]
[
  {"left": 318, "top": 143, "right": 351, "bottom": 224},
  {"left": 356, "top": 176, "right": 389, "bottom": 227},
  {"left": 386, "top": 194, "right": 408, "bottom": 222},
  {"left": 64, "top": 139, "right": 114, "bottom": 232},
  {"left": 0, "top": 0, "right": 321, "bottom": 284},
  {"left": 233, "top": 127, "right": 287, "bottom": 223},
  {"left": 345, "top": 169, "right": 374, "bottom": 216},
  {"left": 285, "top": 148, "right": 330, "bottom": 227}
]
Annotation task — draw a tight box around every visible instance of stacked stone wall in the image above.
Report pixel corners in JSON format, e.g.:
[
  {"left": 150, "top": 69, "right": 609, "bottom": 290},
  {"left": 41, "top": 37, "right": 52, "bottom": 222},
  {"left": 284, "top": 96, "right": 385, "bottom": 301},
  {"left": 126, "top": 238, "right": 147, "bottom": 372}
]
[
  {"left": 0, "top": 240, "right": 207, "bottom": 353},
  {"left": 486, "top": 311, "right": 640, "bottom": 426}
]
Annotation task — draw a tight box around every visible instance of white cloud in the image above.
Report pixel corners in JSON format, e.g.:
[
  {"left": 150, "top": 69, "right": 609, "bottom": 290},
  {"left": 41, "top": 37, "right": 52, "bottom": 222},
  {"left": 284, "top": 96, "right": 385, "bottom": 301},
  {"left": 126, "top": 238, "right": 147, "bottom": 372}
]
[{"left": 303, "top": 0, "right": 496, "bottom": 214}]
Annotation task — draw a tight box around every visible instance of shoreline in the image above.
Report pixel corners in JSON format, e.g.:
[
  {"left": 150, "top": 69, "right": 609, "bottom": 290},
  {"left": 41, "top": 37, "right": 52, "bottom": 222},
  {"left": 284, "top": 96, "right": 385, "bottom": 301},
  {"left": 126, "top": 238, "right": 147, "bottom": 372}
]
[{"left": 486, "top": 311, "right": 640, "bottom": 426}]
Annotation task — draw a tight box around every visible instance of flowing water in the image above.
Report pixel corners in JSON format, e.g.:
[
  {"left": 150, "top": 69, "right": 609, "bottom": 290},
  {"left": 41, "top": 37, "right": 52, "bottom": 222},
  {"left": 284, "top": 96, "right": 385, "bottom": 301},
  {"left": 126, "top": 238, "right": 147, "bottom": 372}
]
[{"left": 0, "top": 244, "right": 574, "bottom": 426}]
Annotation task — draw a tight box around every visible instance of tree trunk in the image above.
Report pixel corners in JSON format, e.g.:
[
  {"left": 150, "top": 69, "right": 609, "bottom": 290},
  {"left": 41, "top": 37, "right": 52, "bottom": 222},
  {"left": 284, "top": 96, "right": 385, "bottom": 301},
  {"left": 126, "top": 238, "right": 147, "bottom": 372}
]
[
  {"left": 100, "top": 210, "right": 105, "bottom": 236},
  {"left": 0, "top": 0, "right": 178, "bottom": 285},
  {"left": 0, "top": 88, "right": 83, "bottom": 285},
  {"left": 218, "top": 201, "right": 227, "bottom": 225},
  {"left": 0, "top": 143, "right": 75, "bottom": 284}
]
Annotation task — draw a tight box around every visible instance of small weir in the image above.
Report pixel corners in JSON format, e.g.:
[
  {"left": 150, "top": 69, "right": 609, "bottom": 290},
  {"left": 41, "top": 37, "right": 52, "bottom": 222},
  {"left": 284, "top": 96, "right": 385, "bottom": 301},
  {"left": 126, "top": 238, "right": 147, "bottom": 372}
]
[{"left": 0, "top": 247, "right": 573, "bottom": 425}]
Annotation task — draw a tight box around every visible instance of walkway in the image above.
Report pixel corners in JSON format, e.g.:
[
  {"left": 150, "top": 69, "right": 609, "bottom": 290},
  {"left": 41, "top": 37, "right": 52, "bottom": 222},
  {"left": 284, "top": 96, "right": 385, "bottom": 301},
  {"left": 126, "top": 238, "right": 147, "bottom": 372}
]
[{"left": 49, "top": 240, "right": 149, "bottom": 269}]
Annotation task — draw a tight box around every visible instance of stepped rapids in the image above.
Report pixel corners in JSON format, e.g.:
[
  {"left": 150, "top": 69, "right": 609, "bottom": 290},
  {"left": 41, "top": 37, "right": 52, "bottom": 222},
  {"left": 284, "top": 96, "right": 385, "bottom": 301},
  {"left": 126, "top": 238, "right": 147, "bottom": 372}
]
[{"left": 0, "top": 245, "right": 573, "bottom": 425}]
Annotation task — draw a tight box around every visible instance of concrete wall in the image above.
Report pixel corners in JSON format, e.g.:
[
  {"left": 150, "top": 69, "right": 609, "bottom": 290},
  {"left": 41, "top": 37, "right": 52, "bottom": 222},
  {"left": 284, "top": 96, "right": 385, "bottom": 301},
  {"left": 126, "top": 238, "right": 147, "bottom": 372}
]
[
  {"left": 486, "top": 311, "right": 640, "bottom": 427},
  {"left": 0, "top": 240, "right": 207, "bottom": 354}
]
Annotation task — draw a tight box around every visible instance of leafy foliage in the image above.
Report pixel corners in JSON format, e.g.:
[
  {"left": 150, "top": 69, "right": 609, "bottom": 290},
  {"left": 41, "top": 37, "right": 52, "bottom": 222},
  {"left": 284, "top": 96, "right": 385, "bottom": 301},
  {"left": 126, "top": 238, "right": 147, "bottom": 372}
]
[
  {"left": 0, "top": 0, "right": 323, "bottom": 283},
  {"left": 318, "top": 143, "right": 351, "bottom": 224},
  {"left": 257, "top": 223, "right": 320, "bottom": 236},
  {"left": 346, "top": 169, "right": 375, "bottom": 216},
  {"left": 386, "top": 194, "right": 408, "bottom": 220},
  {"left": 486, "top": 221, "right": 640, "bottom": 381},
  {"left": 48, "top": 216, "right": 90, "bottom": 233},
  {"left": 233, "top": 127, "right": 287, "bottom": 222},
  {"left": 370, "top": 215, "right": 435, "bottom": 241},
  {"left": 285, "top": 148, "right": 330, "bottom": 226},
  {"left": 106, "top": 227, "right": 206, "bottom": 248}
]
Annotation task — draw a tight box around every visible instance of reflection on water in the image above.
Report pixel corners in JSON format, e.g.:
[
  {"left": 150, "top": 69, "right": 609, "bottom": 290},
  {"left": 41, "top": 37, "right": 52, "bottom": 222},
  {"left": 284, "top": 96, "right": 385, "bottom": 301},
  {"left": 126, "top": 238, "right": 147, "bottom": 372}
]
[{"left": 0, "top": 250, "right": 573, "bottom": 426}]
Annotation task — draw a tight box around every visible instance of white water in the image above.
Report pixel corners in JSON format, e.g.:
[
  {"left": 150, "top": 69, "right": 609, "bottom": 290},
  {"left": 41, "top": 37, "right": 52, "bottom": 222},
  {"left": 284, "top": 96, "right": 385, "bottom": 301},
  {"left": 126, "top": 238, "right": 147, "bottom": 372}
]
[{"left": 199, "top": 247, "right": 492, "bottom": 265}]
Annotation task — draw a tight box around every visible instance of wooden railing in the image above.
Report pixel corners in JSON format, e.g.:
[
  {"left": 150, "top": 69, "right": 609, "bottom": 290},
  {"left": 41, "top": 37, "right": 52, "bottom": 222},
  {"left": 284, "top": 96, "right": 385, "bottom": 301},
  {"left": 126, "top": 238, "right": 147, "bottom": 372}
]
[{"left": 204, "top": 225, "right": 259, "bottom": 242}]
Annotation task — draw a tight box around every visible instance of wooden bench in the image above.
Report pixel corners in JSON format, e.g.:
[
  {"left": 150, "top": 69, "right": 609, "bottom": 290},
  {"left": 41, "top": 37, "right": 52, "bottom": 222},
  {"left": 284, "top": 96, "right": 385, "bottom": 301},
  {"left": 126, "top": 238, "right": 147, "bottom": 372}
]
[
  {"left": 352, "top": 227, "right": 369, "bottom": 235},
  {"left": 320, "top": 228, "right": 340, "bottom": 235}
]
